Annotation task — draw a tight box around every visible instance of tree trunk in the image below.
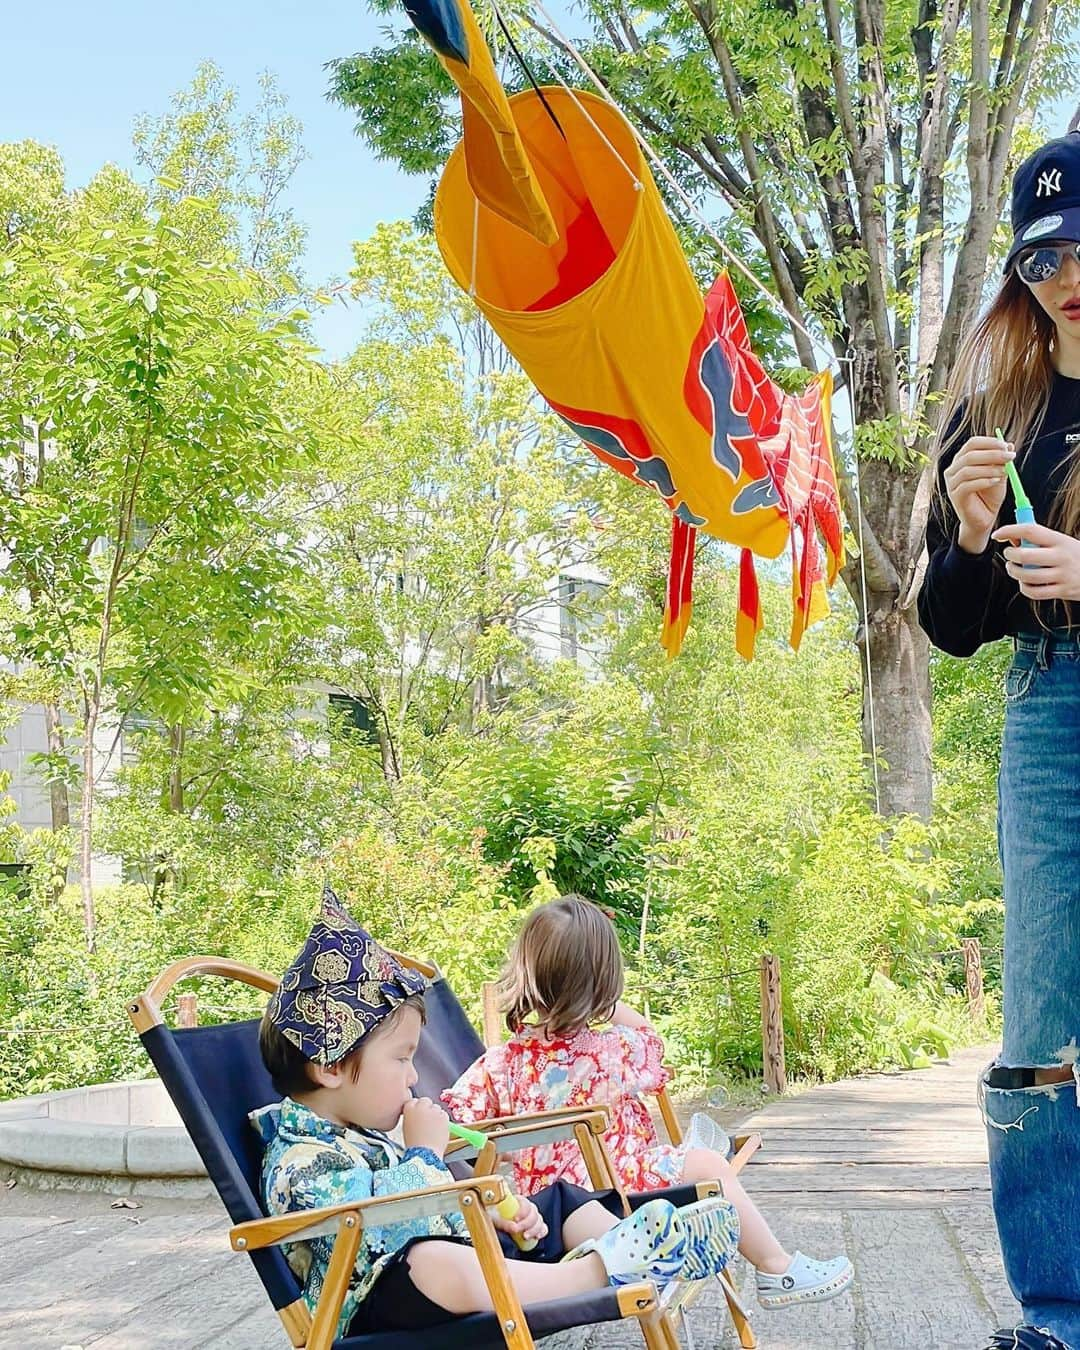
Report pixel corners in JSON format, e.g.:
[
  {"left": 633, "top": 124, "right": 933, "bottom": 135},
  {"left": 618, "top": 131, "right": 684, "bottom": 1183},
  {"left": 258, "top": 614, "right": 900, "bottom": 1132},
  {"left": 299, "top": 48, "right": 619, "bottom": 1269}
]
[
  {"left": 843, "top": 351, "right": 933, "bottom": 819},
  {"left": 860, "top": 600, "right": 933, "bottom": 819},
  {"left": 168, "top": 723, "right": 185, "bottom": 813},
  {"left": 79, "top": 703, "right": 98, "bottom": 951},
  {"left": 42, "top": 701, "right": 71, "bottom": 901},
  {"left": 42, "top": 702, "right": 70, "bottom": 834},
  {"left": 376, "top": 719, "right": 401, "bottom": 787},
  {"left": 471, "top": 673, "right": 491, "bottom": 728}
]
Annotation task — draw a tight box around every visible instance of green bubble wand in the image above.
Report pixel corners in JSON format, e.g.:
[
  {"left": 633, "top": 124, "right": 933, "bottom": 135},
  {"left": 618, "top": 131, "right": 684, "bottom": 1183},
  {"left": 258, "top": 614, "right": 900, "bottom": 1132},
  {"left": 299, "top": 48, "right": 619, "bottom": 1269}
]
[
  {"left": 448, "top": 1120, "right": 538, "bottom": 1250},
  {"left": 997, "top": 429, "right": 1037, "bottom": 564}
]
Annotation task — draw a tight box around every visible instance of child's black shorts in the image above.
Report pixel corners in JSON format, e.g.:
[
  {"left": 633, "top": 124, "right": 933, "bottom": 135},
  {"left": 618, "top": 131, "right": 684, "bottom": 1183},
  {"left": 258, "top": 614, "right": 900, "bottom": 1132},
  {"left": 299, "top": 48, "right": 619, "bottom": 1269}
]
[{"left": 348, "top": 1179, "right": 623, "bottom": 1335}]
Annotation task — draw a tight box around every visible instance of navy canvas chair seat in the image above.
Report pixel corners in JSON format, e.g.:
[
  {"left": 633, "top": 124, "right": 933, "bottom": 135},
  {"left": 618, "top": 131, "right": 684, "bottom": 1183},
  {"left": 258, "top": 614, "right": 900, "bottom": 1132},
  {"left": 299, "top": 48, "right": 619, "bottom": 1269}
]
[
  {"left": 128, "top": 956, "right": 681, "bottom": 1350},
  {"left": 332, "top": 1288, "right": 653, "bottom": 1350}
]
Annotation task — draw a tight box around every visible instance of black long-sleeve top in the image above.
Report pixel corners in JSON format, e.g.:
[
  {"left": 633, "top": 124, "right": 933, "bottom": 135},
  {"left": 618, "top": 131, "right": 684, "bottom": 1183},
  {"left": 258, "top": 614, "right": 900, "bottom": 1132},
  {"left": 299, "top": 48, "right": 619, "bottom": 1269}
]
[{"left": 918, "top": 372, "right": 1080, "bottom": 657}]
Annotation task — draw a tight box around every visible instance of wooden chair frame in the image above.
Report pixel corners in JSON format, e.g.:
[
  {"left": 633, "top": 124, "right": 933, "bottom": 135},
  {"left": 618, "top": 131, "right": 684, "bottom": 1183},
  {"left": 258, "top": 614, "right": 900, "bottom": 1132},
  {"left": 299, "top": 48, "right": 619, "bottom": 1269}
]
[{"left": 128, "top": 955, "right": 685, "bottom": 1350}]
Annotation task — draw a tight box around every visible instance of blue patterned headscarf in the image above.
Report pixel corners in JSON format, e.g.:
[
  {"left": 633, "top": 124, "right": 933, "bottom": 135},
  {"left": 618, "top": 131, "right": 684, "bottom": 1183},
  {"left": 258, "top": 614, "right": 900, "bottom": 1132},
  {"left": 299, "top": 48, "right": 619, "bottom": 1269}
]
[{"left": 266, "top": 885, "right": 428, "bottom": 1066}]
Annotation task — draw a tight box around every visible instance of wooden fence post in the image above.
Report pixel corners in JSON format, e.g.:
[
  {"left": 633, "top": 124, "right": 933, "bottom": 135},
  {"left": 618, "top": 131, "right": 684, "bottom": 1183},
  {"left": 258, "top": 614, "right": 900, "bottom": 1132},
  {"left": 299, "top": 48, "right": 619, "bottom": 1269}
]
[
  {"left": 961, "top": 939, "right": 985, "bottom": 1026},
  {"left": 760, "top": 953, "right": 786, "bottom": 1094},
  {"left": 177, "top": 992, "right": 199, "bottom": 1029},
  {"left": 481, "top": 982, "right": 501, "bottom": 1048}
]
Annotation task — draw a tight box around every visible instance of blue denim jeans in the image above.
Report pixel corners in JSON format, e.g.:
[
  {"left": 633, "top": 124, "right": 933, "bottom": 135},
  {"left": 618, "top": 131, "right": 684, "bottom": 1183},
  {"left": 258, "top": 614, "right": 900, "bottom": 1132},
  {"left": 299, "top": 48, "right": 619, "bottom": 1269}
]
[{"left": 985, "top": 632, "right": 1080, "bottom": 1344}]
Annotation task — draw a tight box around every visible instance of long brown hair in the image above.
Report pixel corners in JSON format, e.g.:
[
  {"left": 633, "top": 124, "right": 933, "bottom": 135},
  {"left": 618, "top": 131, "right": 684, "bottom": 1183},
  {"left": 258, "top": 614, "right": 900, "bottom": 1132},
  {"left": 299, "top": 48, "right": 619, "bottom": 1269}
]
[
  {"left": 935, "top": 269, "right": 1080, "bottom": 624},
  {"left": 936, "top": 270, "right": 1056, "bottom": 478},
  {"left": 497, "top": 894, "right": 624, "bottom": 1038}
]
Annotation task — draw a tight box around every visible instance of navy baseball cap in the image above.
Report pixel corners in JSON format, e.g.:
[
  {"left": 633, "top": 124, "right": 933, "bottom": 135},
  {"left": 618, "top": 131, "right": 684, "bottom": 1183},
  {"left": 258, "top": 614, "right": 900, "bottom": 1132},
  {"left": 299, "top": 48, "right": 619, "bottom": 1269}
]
[{"left": 1005, "top": 132, "right": 1080, "bottom": 273}]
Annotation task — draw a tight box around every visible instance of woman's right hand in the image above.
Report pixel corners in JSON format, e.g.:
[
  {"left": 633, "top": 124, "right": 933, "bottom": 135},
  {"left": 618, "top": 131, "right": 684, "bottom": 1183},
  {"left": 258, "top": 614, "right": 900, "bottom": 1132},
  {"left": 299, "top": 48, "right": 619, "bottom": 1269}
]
[
  {"left": 402, "top": 1096, "right": 450, "bottom": 1157},
  {"left": 942, "top": 436, "right": 1014, "bottom": 554}
]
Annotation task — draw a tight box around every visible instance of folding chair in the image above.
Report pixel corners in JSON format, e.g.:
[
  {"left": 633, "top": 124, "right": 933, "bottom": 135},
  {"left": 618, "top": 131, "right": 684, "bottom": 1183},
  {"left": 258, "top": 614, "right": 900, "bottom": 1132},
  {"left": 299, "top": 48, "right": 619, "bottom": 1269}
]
[
  {"left": 128, "top": 955, "right": 682, "bottom": 1350},
  {"left": 480, "top": 982, "right": 762, "bottom": 1349}
]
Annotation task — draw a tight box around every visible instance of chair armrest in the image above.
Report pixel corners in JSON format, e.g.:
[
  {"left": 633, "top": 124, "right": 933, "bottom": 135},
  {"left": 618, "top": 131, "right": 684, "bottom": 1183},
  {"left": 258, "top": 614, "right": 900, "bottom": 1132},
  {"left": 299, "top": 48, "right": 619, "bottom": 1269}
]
[
  {"left": 444, "top": 1107, "right": 622, "bottom": 1202},
  {"left": 730, "top": 1133, "right": 762, "bottom": 1173},
  {"left": 290, "top": 1176, "right": 531, "bottom": 1350},
  {"left": 458, "top": 1104, "right": 611, "bottom": 1134},
  {"left": 445, "top": 1106, "right": 611, "bottom": 1162},
  {"left": 289, "top": 1176, "right": 526, "bottom": 1350},
  {"left": 229, "top": 1174, "right": 510, "bottom": 1251}
]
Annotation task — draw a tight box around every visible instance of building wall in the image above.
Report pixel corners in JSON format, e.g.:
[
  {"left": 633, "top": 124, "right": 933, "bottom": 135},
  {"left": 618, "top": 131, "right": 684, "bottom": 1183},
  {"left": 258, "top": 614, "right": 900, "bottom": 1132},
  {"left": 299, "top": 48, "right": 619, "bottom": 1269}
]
[
  {"left": 528, "top": 562, "right": 609, "bottom": 669},
  {"left": 0, "top": 693, "right": 121, "bottom": 883},
  {"left": 2, "top": 702, "right": 52, "bottom": 835}
]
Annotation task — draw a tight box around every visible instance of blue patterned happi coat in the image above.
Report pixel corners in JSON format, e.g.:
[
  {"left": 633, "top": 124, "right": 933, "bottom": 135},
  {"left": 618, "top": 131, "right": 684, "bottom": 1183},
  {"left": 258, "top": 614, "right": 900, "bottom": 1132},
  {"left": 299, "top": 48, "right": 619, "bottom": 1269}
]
[{"left": 251, "top": 1097, "right": 468, "bottom": 1337}]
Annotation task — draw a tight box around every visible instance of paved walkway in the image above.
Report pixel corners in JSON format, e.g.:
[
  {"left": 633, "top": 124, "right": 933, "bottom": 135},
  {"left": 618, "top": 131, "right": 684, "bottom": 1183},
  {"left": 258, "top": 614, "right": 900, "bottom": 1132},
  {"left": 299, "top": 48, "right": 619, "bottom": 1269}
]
[{"left": 0, "top": 1044, "right": 1016, "bottom": 1348}]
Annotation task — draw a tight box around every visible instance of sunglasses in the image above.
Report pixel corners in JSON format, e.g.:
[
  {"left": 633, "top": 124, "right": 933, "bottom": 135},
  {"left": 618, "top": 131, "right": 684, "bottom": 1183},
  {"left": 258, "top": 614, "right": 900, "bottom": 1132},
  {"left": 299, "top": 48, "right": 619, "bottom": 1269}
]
[{"left": 1015, "top": 241, "right": 1080, "bottom": 285}]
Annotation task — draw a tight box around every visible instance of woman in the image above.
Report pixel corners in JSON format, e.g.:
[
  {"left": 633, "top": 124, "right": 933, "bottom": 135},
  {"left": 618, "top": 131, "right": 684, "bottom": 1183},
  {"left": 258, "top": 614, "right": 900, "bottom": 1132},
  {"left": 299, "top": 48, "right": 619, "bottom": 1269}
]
[{"left": 919, "top": 131, "right": 1080, "bottom": 1350}]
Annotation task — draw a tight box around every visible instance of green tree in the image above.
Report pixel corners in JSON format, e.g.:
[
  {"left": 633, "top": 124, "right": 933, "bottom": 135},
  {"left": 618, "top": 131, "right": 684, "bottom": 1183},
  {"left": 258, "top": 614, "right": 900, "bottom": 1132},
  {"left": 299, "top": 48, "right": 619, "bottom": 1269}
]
[
  {"left": 308, "top": 222, "right": 593, "bottom": 784},
  {"left": 329, "top": 0, "right": 1079, "bottom": 817},
  {"left": 134, "top": 61, "right": 307, "bottom": 283},
  {"left": 0, "top": 141, "right": 68, "bottom": 244},
  {"left": 0, "top": 143, "right": 77, "bottom": 849},
  {"left": 0, "top": 199, "right": 318, "bottom": 948},
  {"left": 1, "top": 61, "right": 312, "bottom": 873}
]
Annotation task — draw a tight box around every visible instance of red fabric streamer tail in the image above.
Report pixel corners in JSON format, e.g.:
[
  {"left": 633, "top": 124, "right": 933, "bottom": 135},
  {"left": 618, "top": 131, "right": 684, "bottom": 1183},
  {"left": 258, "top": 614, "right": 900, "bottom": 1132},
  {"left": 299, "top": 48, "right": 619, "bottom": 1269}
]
[
  {"left": 661, "top": 516, "right": 696, "bottom": 657},
  {"left": 736, "top": 547, "right": 763, "bottom": 660}
]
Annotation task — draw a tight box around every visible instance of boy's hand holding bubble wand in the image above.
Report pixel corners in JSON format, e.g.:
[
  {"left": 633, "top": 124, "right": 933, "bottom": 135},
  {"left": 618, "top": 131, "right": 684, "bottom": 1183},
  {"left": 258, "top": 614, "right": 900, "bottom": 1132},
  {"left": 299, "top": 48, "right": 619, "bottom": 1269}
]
[{"left": 448, "top": 1120, "right": 540, "bottom": 1250}]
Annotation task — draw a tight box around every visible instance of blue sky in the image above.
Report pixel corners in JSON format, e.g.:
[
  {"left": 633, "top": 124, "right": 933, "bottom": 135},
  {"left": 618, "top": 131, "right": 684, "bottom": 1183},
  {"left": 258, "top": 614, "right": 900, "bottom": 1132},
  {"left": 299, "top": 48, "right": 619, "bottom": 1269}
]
[
  {"left": 2, "top": 2, "right": 1075, "bottom": 359},
  {"left": 2, "top": 0, "right": 423, "bottom": 357}
]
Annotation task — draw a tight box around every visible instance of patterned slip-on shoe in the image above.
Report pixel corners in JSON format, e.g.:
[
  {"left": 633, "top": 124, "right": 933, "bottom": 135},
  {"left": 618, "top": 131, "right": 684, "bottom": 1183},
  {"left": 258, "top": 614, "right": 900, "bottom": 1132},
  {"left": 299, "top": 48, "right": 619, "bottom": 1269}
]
[
  {"left": 563, "top": 1198, "right": 686, "bottom": 1288},
  {"left": 674, "top": 1195, "right": 741, "bottom": 1281},
  {"left": 756, "top": 1251, "right": 854, "bottom": 1309}
]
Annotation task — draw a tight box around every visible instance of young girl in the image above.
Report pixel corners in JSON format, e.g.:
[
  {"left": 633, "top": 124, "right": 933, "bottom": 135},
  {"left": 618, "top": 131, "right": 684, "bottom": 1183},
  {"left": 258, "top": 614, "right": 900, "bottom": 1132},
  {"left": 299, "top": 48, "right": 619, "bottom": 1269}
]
[
  {"left": 918, "top": 131, "right": 1080, "bottom": 1349},
  {"left": 443, "top": 894, "right": 854, "bottom": 1310}
]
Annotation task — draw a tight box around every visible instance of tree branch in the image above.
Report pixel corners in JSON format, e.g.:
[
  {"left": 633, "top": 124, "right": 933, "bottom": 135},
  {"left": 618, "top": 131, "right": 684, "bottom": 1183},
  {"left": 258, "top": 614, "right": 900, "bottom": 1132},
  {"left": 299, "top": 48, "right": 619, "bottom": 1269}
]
[
  {"left": 822, "top": 0, "right": 901, "bottom": 415},
  {"left": 687, "top": 0, "right": 817, "bottom": 368},
  {"left": 927, "top": 0, "right": 1051, "bottom": 396},
  {"left": 913, "top": 0, "right": 963, "bottom": 396}
]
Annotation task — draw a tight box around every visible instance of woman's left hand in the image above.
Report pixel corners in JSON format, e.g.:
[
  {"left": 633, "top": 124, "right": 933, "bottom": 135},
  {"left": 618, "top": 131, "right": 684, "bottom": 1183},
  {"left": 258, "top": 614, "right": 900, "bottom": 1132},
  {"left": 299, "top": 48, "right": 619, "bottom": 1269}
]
[{"left": 992, "top": 522, "right": 1080, "bottom": 600}]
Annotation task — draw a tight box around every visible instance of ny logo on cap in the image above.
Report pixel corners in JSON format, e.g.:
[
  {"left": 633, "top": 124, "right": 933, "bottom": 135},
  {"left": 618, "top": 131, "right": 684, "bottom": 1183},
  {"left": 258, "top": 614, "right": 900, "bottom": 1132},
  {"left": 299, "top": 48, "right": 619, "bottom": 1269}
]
[{"left": 1037, "top": 168, "right": 1063, "bottom": 197}]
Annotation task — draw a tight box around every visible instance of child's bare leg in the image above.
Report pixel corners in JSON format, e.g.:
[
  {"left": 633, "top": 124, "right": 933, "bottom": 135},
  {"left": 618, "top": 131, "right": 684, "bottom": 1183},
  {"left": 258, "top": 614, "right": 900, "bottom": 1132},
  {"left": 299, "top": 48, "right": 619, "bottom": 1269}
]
[
  {"left": 680, "top": 1148, "right": 790, "bottom": 1274},
  {"left": 405, "top": 1240, "right": 607, "bottom": 1315},
  {"left": 561, "top": 1198, "right": 620, "bottom": 1251}
]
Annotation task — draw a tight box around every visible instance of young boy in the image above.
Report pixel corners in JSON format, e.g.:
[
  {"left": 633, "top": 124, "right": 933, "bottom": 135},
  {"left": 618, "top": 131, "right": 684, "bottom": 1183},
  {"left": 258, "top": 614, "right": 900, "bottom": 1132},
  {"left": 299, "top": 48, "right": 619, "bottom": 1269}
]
[{"left": 252, "top": 888, "right": 742, "bottom": 1338}]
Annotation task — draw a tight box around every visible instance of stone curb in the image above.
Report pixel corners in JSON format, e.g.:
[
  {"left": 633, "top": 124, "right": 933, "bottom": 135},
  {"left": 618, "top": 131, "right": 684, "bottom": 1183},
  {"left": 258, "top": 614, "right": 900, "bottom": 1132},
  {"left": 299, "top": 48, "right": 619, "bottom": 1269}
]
[{"left": 0, "top": 1080, "right": 207, "bottom": 1181}]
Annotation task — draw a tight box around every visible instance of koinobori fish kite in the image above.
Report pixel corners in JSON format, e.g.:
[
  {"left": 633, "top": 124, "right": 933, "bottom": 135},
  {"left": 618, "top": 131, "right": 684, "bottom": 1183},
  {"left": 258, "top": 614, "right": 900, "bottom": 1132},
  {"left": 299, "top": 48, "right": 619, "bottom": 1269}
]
[{"left": 402, "top": 0, "right": 844, "bottom": 657}]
